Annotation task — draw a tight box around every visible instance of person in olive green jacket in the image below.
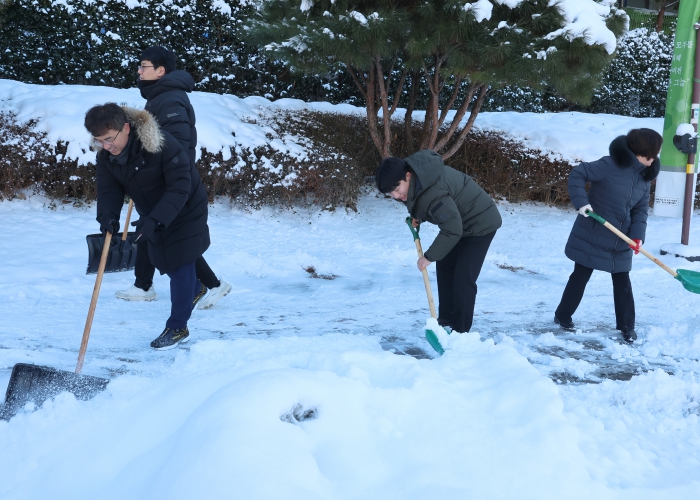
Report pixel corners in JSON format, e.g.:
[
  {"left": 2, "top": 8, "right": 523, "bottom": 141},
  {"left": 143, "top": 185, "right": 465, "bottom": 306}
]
[{"left": 376, "top": 150, "right": 502, "bottom": 334}]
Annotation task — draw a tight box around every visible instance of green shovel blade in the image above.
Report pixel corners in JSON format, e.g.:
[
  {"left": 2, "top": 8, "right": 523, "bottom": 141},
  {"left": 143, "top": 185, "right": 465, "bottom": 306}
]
[
  {"left": 675, "top": 269, "right": 700, "bottom": 294},
  {"left": 425, "top": 329, "right": 445, "bottom": 355}
]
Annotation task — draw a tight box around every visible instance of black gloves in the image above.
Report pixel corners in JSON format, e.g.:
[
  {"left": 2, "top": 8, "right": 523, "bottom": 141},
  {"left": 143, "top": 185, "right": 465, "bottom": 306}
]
[
  {"left": 131, "top": 217, "right": 158, "bottom": 244},
  {"left": 98, "top": 212, "right": 120, "bottom": 235}
]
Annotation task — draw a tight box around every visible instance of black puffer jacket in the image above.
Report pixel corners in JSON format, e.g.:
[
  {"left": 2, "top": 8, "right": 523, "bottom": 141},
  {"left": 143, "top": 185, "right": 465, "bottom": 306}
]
[
  {"left": 565, "top": 136, "right": 660, "bottom": 273},
  {"left": 95, "top": 106, "right": 210, "bottom": 274},
  {"left": 139, "top": 70, "right": 197, "bottom": 167}
]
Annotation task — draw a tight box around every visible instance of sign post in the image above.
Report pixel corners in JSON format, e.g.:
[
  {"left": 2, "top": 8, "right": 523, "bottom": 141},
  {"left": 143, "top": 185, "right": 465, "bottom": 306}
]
[{"left": 654, "top": 0, "right": 700, "bottom": 228}]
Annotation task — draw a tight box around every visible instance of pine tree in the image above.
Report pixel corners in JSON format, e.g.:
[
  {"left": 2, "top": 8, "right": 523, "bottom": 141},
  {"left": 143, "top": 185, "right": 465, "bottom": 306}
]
[{"left": 247, "top": 0, "right": 627, "bottom": 158}]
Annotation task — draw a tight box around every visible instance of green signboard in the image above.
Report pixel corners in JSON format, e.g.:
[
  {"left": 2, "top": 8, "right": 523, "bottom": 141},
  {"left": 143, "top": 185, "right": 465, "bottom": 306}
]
[{"left": 660, "top": 0, "right": 700, "bottom": 174}]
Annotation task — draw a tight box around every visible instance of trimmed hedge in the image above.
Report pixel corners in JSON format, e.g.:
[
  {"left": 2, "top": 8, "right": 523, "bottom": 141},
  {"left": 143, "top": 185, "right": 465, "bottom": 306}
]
[{"left": 1, "top": 109, "right": 641, "bottom": 210}]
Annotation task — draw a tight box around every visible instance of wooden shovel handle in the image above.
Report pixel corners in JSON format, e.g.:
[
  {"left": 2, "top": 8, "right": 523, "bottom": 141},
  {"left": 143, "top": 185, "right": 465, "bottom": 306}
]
[
  {"left": 121, "top": 199, "right": 134, "bottom": 241},
  {"left": 599, "top": 219, "right": 678, "bottom": 278},
  {"left": 415, "top": 239, "right": 438, "bottom": 319},
  {"left": 76, "top": 230, "right": 111, "bottom": 373}
]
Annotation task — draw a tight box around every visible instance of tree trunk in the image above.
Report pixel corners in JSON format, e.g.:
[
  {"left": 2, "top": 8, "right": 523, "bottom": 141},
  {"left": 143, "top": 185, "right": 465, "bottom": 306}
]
[
  {"left": 347, "top": 57, "right": 408, "bottom": 159},
  {"left": 656, "top": 3, "right": 666, "bottom": 33},
  {"left": 433, "top": 82, "right": 479, "bottom": 153},
  {"left": 419, "top": 55, "right": 445, "bottom": 151},
  {"left": 404, "top": 71, "right": 421, "bottom": 156}
]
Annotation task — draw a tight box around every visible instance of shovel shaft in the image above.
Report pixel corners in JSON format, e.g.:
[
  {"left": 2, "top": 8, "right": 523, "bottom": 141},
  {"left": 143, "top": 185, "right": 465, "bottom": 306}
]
[
  {"left": 415, "top": 239, "right": 437, "bottom": 319},
  {"left": 121, "top": 199, "right": 134, "bottom": 242},
  {"left": 592, "top": 215, "right": 679, "bottom": 278},
  {"left": 77, "top": 231, "right": 111, "bottom": 373}
]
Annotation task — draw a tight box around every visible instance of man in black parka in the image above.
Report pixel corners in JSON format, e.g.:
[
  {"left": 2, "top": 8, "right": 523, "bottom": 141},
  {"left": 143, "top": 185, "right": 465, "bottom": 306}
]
[
  {"left": 85, "top": 103, "right": 210, "bottom": 350},
  {"left": 114, "top": 46, "right": 230, "bottom": 309}
]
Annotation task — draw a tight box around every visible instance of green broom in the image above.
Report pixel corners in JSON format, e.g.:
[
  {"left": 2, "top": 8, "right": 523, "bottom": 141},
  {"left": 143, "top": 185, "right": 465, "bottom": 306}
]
[{"left": 405, "top": 217, "right": 450, "bottom": 355}]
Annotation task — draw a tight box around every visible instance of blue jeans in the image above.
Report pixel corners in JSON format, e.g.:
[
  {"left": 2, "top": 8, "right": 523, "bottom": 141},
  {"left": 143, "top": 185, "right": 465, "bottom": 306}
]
[{"left": 165, "top": 260, "right": 201, "bottom": 329}]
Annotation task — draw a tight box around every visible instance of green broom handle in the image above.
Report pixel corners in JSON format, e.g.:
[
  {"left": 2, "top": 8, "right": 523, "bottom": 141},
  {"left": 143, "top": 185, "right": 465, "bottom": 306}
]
[{"left": 586, "top": 210, "right": 677, "bottom": 278}]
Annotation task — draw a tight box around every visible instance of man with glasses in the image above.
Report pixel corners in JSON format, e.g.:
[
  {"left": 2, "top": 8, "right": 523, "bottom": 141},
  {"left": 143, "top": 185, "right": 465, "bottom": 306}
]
[
  {"left": 113, "top": 45, "right": 231, "bottom": 308},
  {"left": 85, "top": 102, "right": 211, "bottom": 350}
]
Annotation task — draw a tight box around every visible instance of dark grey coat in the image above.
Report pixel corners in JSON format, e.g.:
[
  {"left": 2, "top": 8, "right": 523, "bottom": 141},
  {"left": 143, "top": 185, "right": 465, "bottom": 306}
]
[
  {"left": 404, "top": 150, "right": 502, "bottom": 262},
  {"left": 95, "top": 107, "right": 210, "bottom": 274},
  {"left": 565, "top": 136, "right": 660, "bottom": 273},
  {"left": 139, "top": 70, "right": 197, "bottom": 167}
]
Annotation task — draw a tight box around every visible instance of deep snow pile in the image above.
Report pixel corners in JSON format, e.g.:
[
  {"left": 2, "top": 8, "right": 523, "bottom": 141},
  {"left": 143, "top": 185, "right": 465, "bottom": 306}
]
[{"left": 0, "top": 194, "right": 699, "bottom": 499}]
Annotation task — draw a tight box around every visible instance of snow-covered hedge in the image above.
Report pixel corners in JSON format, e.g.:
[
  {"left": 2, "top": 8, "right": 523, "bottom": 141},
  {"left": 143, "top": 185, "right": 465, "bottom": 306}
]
[
  {"left": 0, "top": 109, "right": 583, "bottom": 208},
  {"left": 0, "top": 0, "right": 356, "bottom": 101},
  {"left": 589, "top": 27, "right": 673, "bottom": 117}
]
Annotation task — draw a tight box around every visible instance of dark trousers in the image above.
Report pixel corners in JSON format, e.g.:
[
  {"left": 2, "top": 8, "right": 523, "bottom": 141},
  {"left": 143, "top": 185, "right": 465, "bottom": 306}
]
[
  {"left": 555, "top": 263, "right": 635, "bottom": 330},
  {"left": 165, "top": 260, "right": 201, "bottom": 330},
  {"left": 436, "top": 231, "right": 496, "bottom": 333},
  {"left": 133, "top": 249, "right": 219, "bottom": 291}
]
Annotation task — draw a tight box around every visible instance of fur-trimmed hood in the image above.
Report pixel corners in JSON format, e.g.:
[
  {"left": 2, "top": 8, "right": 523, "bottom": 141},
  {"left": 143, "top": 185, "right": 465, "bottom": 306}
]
[
  {"left": 609, "top": 135, "right": 660, "bottom": 182},
  {"left": 91, "top": 106, "right": 164, "bottom": 154}
]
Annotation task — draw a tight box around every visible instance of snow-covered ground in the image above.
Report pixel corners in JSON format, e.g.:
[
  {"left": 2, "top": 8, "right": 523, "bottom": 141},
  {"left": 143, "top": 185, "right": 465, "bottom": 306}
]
[{"left": 1, "top": 80, "right": 699, "bottom": 498}]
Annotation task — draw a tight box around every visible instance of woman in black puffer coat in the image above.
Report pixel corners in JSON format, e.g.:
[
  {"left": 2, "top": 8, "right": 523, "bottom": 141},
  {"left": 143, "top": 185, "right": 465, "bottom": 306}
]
[{"left": 554, "top": 128, "right": 663, "bottom": 343}]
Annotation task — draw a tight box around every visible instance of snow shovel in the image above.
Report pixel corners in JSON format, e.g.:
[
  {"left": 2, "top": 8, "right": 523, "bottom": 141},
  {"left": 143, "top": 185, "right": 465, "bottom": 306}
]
[
  {"left": 405, "top": 217, "right": 448, "bottom": 355},
  {"left": 86, "top": 199, "right": 138, "bottom": 274},
  {"left": 587, "top": 209, "right": 700, "bottom": 294},
  {"left": 0, "top": 232, "right": 111, "bottom": 420}
]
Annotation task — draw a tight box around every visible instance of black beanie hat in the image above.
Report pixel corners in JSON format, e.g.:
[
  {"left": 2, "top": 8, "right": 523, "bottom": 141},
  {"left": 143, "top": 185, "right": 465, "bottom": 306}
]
[{"left": 375, "top": 157, "right": 409, "bottom": 193}]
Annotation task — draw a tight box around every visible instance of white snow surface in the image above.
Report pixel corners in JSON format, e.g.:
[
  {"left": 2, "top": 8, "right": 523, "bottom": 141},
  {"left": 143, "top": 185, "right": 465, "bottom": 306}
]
[{"left": 1, "top": 80, "right": 699, "bottom": 498}]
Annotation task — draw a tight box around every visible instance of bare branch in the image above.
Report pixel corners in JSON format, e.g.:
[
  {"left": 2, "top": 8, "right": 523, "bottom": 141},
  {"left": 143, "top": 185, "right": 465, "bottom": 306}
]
[
  {"left": 404, "top": 71, "right": 420, "bottom": 156},
  {"left": 434, "top": 82, "right": 478, "bottom": 152},
  {"left": 346, "top": 63, "right": 368, "bottom": 100},
  {"left": 443, "top": 84, "right": 489, "bottom": 160},
  {"left": 437, "top": 76, "right": 462, "bottom": 128},
  {"left": 389, "top": 68, "right": 409, "bottom": 116},
  {"left": 423, "top": 54, "right": 445, "bottom": 150}
]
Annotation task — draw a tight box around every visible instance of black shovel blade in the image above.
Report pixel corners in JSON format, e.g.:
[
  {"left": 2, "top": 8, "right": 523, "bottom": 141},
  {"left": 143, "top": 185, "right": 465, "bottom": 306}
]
[
  {"left": 86, "top": 232, "right": 139, "bottom": 274},
  {"left": 0, "top": 363, "right": 109, "bottom": 421}
]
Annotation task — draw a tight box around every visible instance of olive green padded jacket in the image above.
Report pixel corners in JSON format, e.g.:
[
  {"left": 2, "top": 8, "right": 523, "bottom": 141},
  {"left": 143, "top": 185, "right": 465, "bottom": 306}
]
[{"left": 404, "top": 150, "right": 502, "bottom": 262}]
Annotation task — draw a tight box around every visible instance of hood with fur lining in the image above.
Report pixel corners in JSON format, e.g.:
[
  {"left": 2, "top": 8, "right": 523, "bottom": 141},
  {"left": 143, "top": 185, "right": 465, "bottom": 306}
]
[
  {"left": 91, "top": 106, "right": 164, "bottom": 154},
  {"left": 608, "top": 135, "right": 660, "bottom": 182}
]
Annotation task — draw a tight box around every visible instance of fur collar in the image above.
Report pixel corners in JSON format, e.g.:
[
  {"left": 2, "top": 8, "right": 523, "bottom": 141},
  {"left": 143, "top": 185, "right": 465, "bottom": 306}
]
[
  {"left": 608, "top": 135, "right": 660, "bottom": 182},
  {"left": 91, "top": 106, "right": 164, "bottom": 154}
]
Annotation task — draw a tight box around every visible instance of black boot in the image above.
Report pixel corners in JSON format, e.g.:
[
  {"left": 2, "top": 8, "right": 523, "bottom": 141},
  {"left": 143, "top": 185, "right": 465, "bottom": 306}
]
[
  {"left": 621, "top": 329, "right": 637, "bottom": 343},
  {"left": 554, "top": 315, "right": 575, "bottom": 331}
]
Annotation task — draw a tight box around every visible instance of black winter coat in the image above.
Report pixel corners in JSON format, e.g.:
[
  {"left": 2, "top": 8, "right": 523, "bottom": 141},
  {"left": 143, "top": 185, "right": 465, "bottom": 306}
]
[
  {"left": 95, "top": 107, "right": 210, "bottom": 274},
  {"left": 565, "top": 136, "right": 660, "bottom": 273},
  {"left": 139, "top": 70, "right": 197, "bottom": 167}
]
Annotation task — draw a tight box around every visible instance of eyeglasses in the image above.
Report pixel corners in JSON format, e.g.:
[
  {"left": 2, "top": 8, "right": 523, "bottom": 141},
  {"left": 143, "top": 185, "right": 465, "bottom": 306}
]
[
  {"left": 94, "top": 128, "right": 122, "bottom": 148},
  {"left": 138, "top": 64, "right": 154, "bottom": 70}
]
